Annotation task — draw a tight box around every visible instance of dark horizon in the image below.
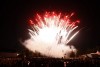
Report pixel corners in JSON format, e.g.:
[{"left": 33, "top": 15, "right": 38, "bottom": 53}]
[{"left": 0, "top": 0, "right": 100, "bottom": 54}]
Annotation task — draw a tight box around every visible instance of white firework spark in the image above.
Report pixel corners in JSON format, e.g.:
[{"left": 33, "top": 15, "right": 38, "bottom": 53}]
[{"left": 23, "top": 12, "right": 79, "bottom": 58}]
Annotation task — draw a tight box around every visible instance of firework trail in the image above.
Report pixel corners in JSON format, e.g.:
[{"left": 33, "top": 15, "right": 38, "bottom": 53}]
[{"left": 23, "top": 12, "right": 79, "bottom": 58}]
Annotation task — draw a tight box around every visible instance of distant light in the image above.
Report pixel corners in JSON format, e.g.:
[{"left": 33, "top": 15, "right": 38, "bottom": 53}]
[{"left": 17, "top": 53, "right": 19, "bottom": 56}]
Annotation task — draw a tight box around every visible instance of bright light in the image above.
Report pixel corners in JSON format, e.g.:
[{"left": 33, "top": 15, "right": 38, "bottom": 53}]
[{"left": 23, "top": 12, "right": 79, "bottom": 58}]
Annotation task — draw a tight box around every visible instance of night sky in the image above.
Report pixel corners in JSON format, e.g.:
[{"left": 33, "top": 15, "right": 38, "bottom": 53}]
[{"left": 0, "top": 0, "right": 100, "bottom": 54}]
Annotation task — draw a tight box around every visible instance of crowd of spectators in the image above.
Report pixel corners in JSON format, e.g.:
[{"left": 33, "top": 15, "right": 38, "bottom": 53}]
[{"left": 0, "top": 57, "right": 100, "bottom": 67}]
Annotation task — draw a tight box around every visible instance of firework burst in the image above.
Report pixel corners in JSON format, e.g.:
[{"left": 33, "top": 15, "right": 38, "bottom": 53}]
[{"left": 23, "top": 12, "right": 79, "bottom": 58}]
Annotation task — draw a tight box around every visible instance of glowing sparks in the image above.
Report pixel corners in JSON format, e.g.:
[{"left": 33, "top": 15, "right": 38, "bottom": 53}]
[{"left": 23, "top": 12, "right": 79, "bottom": 58}]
